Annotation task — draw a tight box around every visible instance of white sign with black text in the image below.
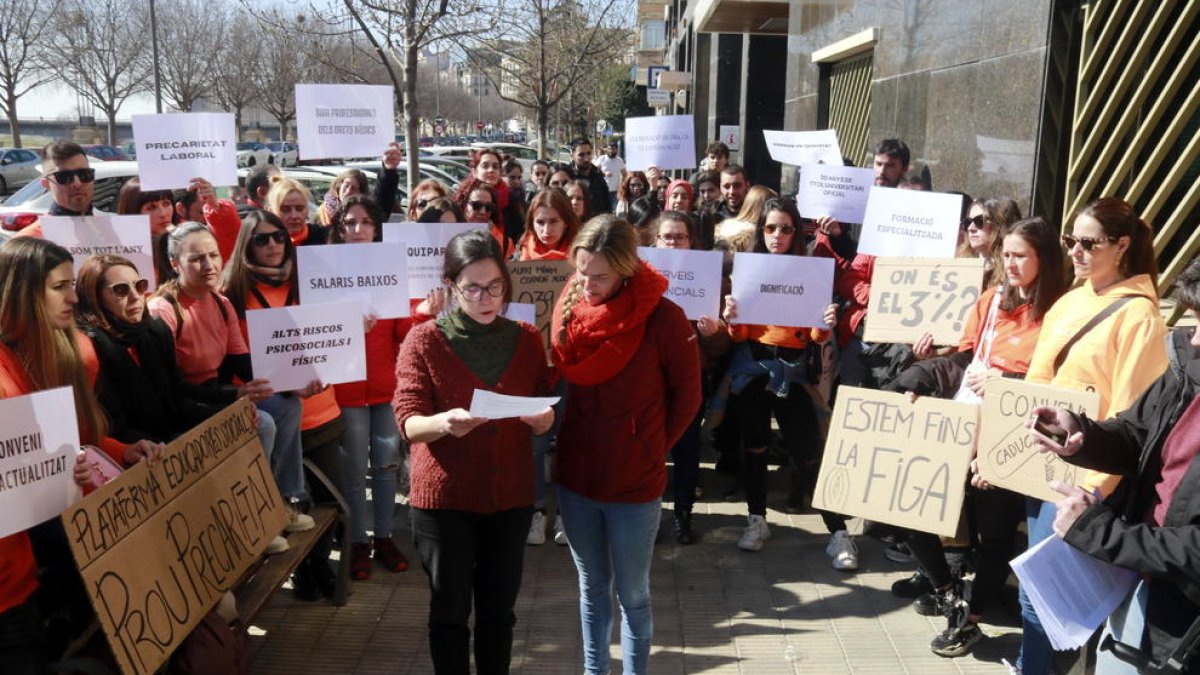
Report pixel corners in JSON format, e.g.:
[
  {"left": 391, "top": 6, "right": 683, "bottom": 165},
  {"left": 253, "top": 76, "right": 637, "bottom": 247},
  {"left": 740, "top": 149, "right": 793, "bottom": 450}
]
[
  {"left": 0, "top": 387, "right": 80, "bottom": 539},
  {"left": 637, "top": 246, "right": 722, "bottom": 321},
  {"left": 245, "top": 302, "right": 367, "bottom": 392},
  {"left": 132, "top": 112, "right": 238, "bottom": 190},
  {"left": 41, "top": 215, "right": 156, "bottom": 291},
  {"left": 730, "top": 253, "right": 834, "bottom": 328},
  {"left": 382, "top": 222, "right": 479, "bottom": 299},
  {"left": 857, "top": 187, "right": 963, "bottom": 258},
  {"left": 798, "top": 164, "right": 875, "bottom": 225},
  {"left": 624, "top": 115, "right": 696, "bottom": 171},
  {"left": 762, "top": 129, "right": 842, "bottom": 167},
  {"left": 295, "top": 84, "right": 395, "bottom": 160},
  {"left": 297, "top": 243, "right": 410, "bottom": 319}
]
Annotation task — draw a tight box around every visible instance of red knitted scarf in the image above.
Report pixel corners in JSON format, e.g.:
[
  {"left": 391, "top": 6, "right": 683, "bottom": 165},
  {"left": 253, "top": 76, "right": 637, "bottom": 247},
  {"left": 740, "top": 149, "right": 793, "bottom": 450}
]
[{"left": 551, "top": 261, "right": 667, "bottom": 386}]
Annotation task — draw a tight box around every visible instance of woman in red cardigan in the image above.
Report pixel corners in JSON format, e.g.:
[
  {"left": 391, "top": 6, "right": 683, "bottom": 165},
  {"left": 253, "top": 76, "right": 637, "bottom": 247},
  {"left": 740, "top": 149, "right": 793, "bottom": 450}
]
[
  {"left": 551, "top": 215, "right": 701, "bottom": 675},
  {"left": 393, "top": 228, "right": 553, "bottom": 675}
]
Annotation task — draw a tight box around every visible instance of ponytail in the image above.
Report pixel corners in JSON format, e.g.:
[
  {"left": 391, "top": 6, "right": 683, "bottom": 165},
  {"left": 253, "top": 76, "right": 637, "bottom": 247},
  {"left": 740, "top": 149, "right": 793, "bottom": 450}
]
[{"left": 1077, "top": 197, "right": 1157, "bottom": 288}]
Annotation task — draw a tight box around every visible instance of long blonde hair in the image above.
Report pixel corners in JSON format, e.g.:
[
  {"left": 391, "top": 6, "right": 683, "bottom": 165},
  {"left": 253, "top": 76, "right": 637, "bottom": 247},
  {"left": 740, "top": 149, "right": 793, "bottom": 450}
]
[
  {"left": 556, "top": 215, "right": 641, "bottom": 344},
  {"left": 0, "top": 238, "right": 107, "bottom": 443},
  {"left": 265, "top": 176, "right": 313, "bottom": 218}
]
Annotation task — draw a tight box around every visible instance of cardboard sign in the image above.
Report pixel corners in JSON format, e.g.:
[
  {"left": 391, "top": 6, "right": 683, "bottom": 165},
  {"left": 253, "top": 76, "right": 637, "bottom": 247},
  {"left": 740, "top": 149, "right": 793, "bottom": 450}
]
[
  {"left": 762, "top": 129, "right": 842, "bottom": 166},
  {"left": 813, "top": 386, "right": 976, "bottom": 537},
  {"left": 624, "top": 115, "right": 697, "bottom": 171},
  {"left": 61, "top": 401, "right": 286, "bottom": 675},
  {"left": 978, "top": 379, "right": 1100, "bottom": 502},
  {"left": 857, "top": 187, "right": 962, "bottom": 258},
  {"left": 132, "top": 112, "right": 238, "bottom": 190},
  {"left": 0, "top": 387, "right": 80, "bottom": 538},
  {"left": 637, "top": 246, "right": 722, "bottom": 320},
  {"left": 798, "top": 164, "right": 874, "bottom": 224},
  {"left": 382, "top": 222, "right": 478, "bottom": 299},
  {"left": 295, "top": 84, "right": 395, "bottom": 160},
  {"left": 41, "top": 215, "right": 156, "bottom": 291},
  {"left": 245, "top": 301, "right": 367, "bottom": 391},
  {"left": 865, "top": 257, "right": 986, "bottom": 344},
  {"left": 297, "top": 243, "right": 409, "bottom": 318},
  {"left": 508, "top": 259, "right": 574, "bottom": 356},
  {"left": 730, "top": 253, "right": 834, "bottom": 328}
]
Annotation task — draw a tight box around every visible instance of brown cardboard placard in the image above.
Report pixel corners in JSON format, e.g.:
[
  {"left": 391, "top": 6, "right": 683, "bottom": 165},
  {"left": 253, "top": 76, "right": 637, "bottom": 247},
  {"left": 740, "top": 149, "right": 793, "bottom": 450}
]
[
  {"left": 977, "top": 378, "right": 1100, "bottom": 502},
  {"left": 812, "top": 386, "right": 976, "bottom": 537},
  {"left": 61, "top": 400, "right": 287, "bottom": 675},
  {"left": 507, "top": 259, "right": 574, "bottom": 358},
  {"left": 864, "top": 257, "right": 986, "bottom": 345}
]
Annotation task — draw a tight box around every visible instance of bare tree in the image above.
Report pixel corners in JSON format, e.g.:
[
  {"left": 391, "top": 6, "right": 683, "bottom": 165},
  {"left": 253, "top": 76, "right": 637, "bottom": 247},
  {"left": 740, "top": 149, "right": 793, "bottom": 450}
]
[
  {"left": 0, "top": 0, "right": 61, "bottom": 147},
  {"left": 156, "top": 0, "right": 227, "bottom": 111},
  {"left": 211, "top": 16, "right": 262, "bottom": 135},
  {"left": 251, "top": 10, "right": 311, "bottom": 140},
  {"left": 467, "top": 0, "right": 634, "bottom": 157},
  {"left": 51, "top": 0, "right": 150, "bottom": 143}
]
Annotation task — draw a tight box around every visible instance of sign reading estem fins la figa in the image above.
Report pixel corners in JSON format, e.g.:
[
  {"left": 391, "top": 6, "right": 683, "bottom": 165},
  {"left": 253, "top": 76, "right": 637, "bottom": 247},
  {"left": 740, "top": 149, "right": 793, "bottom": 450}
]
[
  {"left": 41, "top": 215, "right": 157, "bottom": 291},
  {"left": 297, "top": 243, "right": 410, "bottom": 318},
  {"left": 812, "top": 386, "right": 976, "bottom": 537},
  {"left": 637, "top": 247, "right": 722, "bottom": 320},
  {"left": 61, "top": 400, "right": 287, "bottom": 675},
  {"left": 295, "top": 84, "right": 395, "bottom": 160},
  {"left": 762, "top": 129, "right": 842, "bottom": 166},
  {"left": 624, "top": 115, "right": 696, "bottom": 171},
  {"left": 383, "top": 222, "right": 479, "bottom": 299},
  {"left": 864, "top": 257, "right": 985, "bottom": 344},
  {"left": 977, "top": 379, "right": 1099, "bottom": 502},
  {"left": 131, "top": 112, "right": 238, "bottom": 190},
  {"left": 798, "top": 164, "right": 875, "bottom": 224},
  {"left": 857, "top": 187, "right": 963, "bottom": 258},
  {"left": 730, "top": 253, "right": 834, "bottom": 328},
  {"left": 246, "top": 301, "right": 366, "bottom": 392},
  {"left": 0, "top": 387, "right": 79, "bottom": 539}
]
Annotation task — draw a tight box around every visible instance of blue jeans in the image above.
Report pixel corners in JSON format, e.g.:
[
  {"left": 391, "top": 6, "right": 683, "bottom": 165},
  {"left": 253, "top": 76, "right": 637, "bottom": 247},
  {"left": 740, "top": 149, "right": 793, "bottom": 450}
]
[
  {"left": 341, "top": 403, "right": 401, "bottom": 544},
  {"left": 1019, "top": 499, "right": 1058, "bottom": 674},
  {"left": 557, "top": 485, "right": 660, "bottom": 675},
  {"left": 532, "top": 379, "right": 567, "bottom": 510},
  {"left": 1096, "top": 581, "right": 1147, "bottom": 675},
  {"left": 258, "top": 393, "right": 306, "bottom": 502}
]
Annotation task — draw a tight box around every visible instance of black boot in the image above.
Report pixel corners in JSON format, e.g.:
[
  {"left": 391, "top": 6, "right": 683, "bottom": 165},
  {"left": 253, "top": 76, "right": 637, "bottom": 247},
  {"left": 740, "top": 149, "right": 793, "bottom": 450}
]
[{"left": 673, "top": 510, "right": 695, "bottom": 545}]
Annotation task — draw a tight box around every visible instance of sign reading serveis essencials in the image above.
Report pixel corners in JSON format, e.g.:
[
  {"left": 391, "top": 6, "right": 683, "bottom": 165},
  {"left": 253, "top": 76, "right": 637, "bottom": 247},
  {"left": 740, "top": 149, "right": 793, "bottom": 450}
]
[{"left": 295, "top": 84, "right": 395, "bottom": 160}]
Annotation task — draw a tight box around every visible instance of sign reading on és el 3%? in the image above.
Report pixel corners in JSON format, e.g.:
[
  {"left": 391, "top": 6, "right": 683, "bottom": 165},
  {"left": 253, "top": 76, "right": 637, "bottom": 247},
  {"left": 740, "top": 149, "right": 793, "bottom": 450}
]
[{"left": 865, "top": 257, "right": 985, "bottom": 345}]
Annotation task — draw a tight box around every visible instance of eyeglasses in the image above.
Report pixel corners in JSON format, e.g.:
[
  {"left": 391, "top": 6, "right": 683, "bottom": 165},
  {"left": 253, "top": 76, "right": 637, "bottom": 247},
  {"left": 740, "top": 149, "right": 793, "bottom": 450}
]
[
  {"left": 468, "top": 200, "right": 495, "bottom": 213},
  {"left": 341, "top": 218, "right": 375, "bottom": 232},
  {"left": 960, "top": 215, "right": 988, "bottom": 231},
  {"left": 455, "top": 280, "right": 505, "bottom": 301},
  {"left": 105, "top": 278, "right": 150, "bottom": 298},
  {"left": 251, "top": 230, "right": 288, "bottom": 247},
  {"left": 658, "top": 233, "right": 689, "bottom": 243},
  {"left": 763, "top": 224, "right": 795, "bottom": 235},
  {"left": 48, "top": 168, "right": 96, "bottom": 184},
  {"left": 1061, "top": 234, "right": 1118, "bottom": 252}
]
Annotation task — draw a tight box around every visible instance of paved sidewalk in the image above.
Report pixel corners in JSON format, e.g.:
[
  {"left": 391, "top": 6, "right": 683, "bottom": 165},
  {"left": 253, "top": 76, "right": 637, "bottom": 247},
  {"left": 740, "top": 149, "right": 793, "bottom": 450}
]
[{"left": 249, "top": 466, "right": 1023, "bottom": 674}]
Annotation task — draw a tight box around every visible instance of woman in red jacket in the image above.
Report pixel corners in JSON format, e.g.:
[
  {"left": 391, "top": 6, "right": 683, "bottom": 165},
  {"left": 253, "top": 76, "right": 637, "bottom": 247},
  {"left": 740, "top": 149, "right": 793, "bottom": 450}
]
[
  {"left": 517, "top": 188, "right": 581, "bottom": 261},
  {"left": 551, "top": 215, "right": 701, "bottom": 675},
  {"left": 394, "top": 228, "right": 552, "bottom": 674}
]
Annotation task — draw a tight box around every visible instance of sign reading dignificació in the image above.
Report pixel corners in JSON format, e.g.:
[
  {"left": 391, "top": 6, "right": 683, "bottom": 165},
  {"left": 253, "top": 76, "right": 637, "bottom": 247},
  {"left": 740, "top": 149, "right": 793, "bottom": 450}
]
[{"left": 730, "top": 252, "right": 834, "bottom": 328}]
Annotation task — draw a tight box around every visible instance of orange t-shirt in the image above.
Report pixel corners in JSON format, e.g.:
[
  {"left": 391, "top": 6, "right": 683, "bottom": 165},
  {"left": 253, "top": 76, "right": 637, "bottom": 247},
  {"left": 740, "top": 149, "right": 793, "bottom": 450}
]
[
  {"left": 956, "top": 286, "right": 1042, "bottom": 375},
  {"left": 729, "top": 324, "right": 831, "bottom": 349},
  {"left": 147, "top": 291, "right": 248, "bottom": 385},
  {"left": 0, "top": 345, "right": 41, "bottom": 614}
]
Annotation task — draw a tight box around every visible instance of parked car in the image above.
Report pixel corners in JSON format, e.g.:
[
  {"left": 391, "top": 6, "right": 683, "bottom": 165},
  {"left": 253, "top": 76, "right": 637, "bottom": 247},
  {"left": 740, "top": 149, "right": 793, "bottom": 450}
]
[
  {"left": 0, "top": 160, "right": 137, "bottom": 231},
  {"left": 236, "top": 142, "right": 272, "bottom": 167},
  {"left": 81, "top": 144, "right": 131, "bottom": 162},
  {"left": 0, "top": 148, "right": 42, "bottom": 195},
  {"left": 266, "top": 142, "right": 298, "bottom": 167},
  {"left": 417, "top": 156, "right": 471, "bottom": 182}
]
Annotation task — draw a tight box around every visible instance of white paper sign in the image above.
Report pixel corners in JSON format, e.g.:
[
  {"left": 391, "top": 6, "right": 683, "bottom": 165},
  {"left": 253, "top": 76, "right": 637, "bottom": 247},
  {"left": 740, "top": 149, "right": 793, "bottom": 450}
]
[
  {"left": 0, "top": 387, "right": 81, "bottom": 538},
  {"left": 503, "top": 302, "right": 536, "bottom": 325},
  {"left": 731, "top": 253, "right": 834, "bottom": 328},
  {"left": 763, "top": 129, "right": 842, "bottom": 166},
  {"left": 297, "top": 243, "right": 410, "bottom": 319},
  {"left": 295, "top": 84, "right": 396, "bottom": 160},
  {"left": 637, "top": 246, "right": 722, "bottom": 320},
  {"left": 798, "top": 164, "right": 875, "bottom": 224},
  {"left": 245, "top": 302, "right": 366, "bottom": 392},
  {"left": 857, "top": 187, "right": 963, "bottom": 258},
  {"left": 624, "top": 115, "right": 697, "bottom": 171},
  {"left": 719, "top": 124, "right": 740, "bottom": 151},
  {"left": 468, "top": 390, "right": 560, "bottom": 420},
  {"left": 132, "top": 112, "right": 238, "bottom": 190},
  {"left": 382, "top": 222, "right": 478, "bottom": 298},
  {"left": 41, "top": 215, "right": 156, "bottom": 290}
]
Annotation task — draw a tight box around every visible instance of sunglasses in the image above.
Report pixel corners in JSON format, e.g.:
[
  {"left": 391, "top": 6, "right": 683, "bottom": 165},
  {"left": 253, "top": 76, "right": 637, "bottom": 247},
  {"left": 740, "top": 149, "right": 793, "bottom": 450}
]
[
  {"left": 413, "top": 198, "right": 431, "bottom": 210},
  {"left": 1061, "top": 234, "right": 1118, "bottom": 252},
  {"left": 48, "top": 168, "right": 97, "bottom": 184},
  {"left": 763, "top": 224, "right": 796, "bottom": 235},
  {"left": 468, "top": 200, "right": 495, "bottom": 212},
  {"left": 105, "top": 278, "right": 150, "bottom": 298},
  {"left": 960, "top": 215, "right": 988, "bottom": 231},
  {"left": 251, "top": 230, "right": 288, "bottom": 247}
]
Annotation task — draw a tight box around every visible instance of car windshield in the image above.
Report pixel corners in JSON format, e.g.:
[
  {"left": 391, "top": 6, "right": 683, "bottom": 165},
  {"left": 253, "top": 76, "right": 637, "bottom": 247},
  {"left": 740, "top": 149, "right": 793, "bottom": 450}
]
[
  {"left": 237, "top": 143, "right": 262, "bottom": 151},
  {"left": 267, "top": 143, "right": 285, "bottom": 151}
]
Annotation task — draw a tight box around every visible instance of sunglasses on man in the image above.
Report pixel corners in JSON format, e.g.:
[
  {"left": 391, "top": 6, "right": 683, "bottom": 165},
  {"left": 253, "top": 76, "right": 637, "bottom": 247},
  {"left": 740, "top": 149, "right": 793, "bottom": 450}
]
[{"left": 48, "top": 168, "right": 97, "bottom": 185}]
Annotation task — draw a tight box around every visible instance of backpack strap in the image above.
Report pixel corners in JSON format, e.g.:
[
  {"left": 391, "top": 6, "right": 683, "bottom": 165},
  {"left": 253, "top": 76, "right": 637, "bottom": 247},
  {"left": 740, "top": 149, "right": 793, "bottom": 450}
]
[{"left": 1051, "top": 295, "right": 1153, "bottom": 375}]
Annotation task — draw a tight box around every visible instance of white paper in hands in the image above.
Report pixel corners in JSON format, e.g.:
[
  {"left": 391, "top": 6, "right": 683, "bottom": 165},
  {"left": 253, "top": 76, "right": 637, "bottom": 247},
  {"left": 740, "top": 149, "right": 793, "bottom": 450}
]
[{"left": 467, "top": 389, "right": 560, "bottom": 420}]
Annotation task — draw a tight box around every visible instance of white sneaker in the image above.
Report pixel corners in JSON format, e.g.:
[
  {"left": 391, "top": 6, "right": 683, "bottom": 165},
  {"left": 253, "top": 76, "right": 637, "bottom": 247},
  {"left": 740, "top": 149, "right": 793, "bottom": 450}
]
[
  {"left": 527, "top": 511, "right": 547, "bottom": 545},
  {"left": 265, "top": 535, "right": 289, "bottom": 555},
  {"left": 737, "top": 514, "right": 771, "bottom": 551},
  {"left": 826, "top": 530, "right": 859, "bottom": 571},
  {"left": 285, "top": 506, "right": 315, "bottom": 533},
  {"left": 553, "top": 519, "right": 568, "bottom": 545}
]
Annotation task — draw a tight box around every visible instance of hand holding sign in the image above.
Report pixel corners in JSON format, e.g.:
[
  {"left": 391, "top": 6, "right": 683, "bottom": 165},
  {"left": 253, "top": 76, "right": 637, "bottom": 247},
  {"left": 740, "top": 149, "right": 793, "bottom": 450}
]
[{"left": 865, "top": 257, "right": 985, "bottom": 344}]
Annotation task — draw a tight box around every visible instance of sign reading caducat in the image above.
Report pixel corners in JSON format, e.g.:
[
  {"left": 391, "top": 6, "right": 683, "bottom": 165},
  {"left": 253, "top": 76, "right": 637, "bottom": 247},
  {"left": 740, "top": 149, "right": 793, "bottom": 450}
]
[
  {"left": 297, "top": 243, "right": 409, "bottom": 318},
  {"left": 637, "top": 246, "right": 722, "bottom": 320},
  {"left": 857, "top": 187, "right": 962, "bottom": 258},
  {"left": 246, "top": 301, "right": 366, "bottom": 392},
  {"left": 132, "top": 112, "right": 238, "bottom": 190},
  {"left": 295, "top": 84, "right": 395, "bottom": 160}
]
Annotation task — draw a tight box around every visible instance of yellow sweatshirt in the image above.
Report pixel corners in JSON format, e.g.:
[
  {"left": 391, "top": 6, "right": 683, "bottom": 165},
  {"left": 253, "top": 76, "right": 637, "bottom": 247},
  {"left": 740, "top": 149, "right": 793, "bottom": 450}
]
[{"left": 1026, "top": 273, "right": 1167, "bottom": 495}]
